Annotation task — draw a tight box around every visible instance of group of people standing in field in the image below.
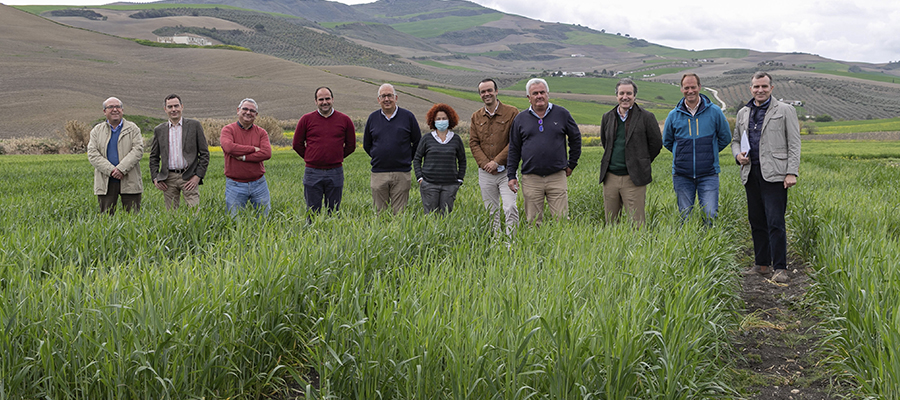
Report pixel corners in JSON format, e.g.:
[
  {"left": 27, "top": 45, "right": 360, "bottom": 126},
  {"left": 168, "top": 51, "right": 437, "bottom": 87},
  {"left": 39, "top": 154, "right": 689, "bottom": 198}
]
[{"left": 86, "top": 71, "right": 800, "bottom": 284}]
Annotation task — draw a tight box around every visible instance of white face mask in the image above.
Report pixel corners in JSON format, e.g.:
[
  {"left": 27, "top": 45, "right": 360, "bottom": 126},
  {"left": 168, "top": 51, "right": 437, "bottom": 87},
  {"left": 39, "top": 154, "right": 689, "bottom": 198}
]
[{"left": 434, "top": 120, "right": 450, "bottom": 131}]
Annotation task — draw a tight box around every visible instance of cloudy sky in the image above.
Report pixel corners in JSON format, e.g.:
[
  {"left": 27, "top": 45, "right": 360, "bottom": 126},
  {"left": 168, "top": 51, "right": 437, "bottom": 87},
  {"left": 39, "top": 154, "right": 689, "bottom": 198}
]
[{"left": 4, "top": 0, "right": 897, "bottom": 63}]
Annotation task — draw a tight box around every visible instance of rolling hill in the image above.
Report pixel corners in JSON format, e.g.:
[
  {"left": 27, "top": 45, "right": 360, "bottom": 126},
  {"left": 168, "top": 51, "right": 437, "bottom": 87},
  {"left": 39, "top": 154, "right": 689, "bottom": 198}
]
[
  {"left": 0, "top": 4, "right": 484, "bottom": 139},
  {"left": 5, "top": 0, "right": 900, "bottom": 139}
]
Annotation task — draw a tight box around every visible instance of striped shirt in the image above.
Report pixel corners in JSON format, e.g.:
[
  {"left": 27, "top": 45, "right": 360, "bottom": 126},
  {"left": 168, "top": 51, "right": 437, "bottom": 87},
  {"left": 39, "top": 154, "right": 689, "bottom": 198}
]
[{"left": 168, "top": 118, "right": 187, "bottom": 170}]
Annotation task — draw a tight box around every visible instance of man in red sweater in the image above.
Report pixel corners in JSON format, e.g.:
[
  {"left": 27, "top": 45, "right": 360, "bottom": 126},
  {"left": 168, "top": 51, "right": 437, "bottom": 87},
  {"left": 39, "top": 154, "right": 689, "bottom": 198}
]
[
  {"left": 220, "top": 98, "right": 272, "bottom": 216},
  {"left": 293, "top": 87, "right": 357, "bottom": 214}
]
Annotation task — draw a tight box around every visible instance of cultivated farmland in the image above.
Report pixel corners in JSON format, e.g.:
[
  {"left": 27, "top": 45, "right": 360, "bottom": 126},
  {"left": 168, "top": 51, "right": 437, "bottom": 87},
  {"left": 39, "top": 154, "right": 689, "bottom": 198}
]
[{"left": 2, "top": 142, "right": 899, "bottom": 398}]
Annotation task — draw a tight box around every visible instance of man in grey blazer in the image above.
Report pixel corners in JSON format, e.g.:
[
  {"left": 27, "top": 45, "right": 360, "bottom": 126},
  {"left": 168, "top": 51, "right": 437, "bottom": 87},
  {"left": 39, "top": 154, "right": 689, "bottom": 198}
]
[
  {"left": 732, "top": 72, "right": 801, "bottom": 284},
  {"left": 150, "top": 94, "right": 210, "bottom": 210}
]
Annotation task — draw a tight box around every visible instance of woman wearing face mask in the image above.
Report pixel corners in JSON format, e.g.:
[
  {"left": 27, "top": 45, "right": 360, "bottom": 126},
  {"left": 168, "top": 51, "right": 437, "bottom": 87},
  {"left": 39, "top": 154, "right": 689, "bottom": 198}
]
[{"left": 413, "top": 103, "right": 467, "bottom": 214}]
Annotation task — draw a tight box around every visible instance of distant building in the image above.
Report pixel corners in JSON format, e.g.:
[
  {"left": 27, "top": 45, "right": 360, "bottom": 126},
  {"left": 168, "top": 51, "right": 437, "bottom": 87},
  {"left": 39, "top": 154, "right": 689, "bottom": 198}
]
[
  {"left": 571, "top": 54, "right": 585, "bottom": 57},
  {"left": 157, "top": 34, "right": 211, "bottom": 46},
  {"left": 780, "top": 99, "right": 803, "bottom": 106}
]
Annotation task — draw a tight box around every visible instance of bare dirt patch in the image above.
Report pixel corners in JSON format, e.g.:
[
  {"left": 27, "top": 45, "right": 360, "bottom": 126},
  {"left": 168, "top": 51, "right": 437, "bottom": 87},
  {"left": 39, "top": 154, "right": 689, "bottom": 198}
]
[
  {"left": 734, "top": 255, "right": 852, "bottom": 399},
  {"left": 46, "top": 9, "right": 249, "bottom": 42}
]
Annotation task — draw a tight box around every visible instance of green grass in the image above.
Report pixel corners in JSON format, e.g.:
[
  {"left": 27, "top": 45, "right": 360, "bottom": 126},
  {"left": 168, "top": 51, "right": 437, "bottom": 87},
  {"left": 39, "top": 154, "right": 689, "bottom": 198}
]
[
  {"left": 0, "top": 147, "right": 751, "bottom": 398},
  {"left": 812, "top": 117, "right": 900, "bottom": 134},
  {"left": 561, "top": 31, "right": 748, "bottom": 59},
  {"left": 132, "top": 39, "right": 250, "bottom": 52},
  {"left": 320, "top": 21, "right": 382, "bottom": 29},
  {"left": 508, "top": 77, "right": 683, "bottom": 106},
  {"left": 5, "top": 141, "right": 900, "bottom": 398},
  {"left": 809, "top": 69, "right": 900, "bottom": 84},
  {"left": 429, "top": 85, "right": 671, "bottom": 123},
  {"left": 390, "top": 12, "right": 504, "bottom": 38},
  {"left": 786, "top": 143, "right": 900, "bottom": 399},
  {"left": 413, "top": 59, "right": 480, "bottom": 71},
  {"left": 805, "top": 62, "right": 848, "bottom": 71}
]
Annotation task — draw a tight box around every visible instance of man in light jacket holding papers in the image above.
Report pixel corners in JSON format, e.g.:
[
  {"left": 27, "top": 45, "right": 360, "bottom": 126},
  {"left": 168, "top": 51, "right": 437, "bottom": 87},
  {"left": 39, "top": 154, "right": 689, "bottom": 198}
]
[{"left": 732, "top": 72, "right": 801, "bottom": 284}]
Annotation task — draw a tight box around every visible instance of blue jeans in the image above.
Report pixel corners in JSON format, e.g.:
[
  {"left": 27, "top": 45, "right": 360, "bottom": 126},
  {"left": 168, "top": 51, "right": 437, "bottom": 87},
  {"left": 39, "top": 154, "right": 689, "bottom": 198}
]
[
  {"left": 225, "top": 176, "right": 271, "bottom": 216},
  {"left": 304, "top": 166, "right": 344, "bottom": 213},
  {"left": 673, "top": 174, "right": 719, "bottom": 223}
]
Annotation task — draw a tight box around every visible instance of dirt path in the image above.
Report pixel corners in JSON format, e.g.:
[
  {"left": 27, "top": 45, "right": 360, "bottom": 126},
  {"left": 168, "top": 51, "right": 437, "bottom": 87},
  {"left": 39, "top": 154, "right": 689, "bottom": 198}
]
[{"left": 733, "top": 255, "right": 851, "bottom": 398}]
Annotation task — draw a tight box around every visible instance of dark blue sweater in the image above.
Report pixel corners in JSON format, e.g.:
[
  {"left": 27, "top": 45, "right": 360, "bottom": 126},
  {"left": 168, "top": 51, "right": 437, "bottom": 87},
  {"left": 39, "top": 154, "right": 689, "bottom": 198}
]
[
  {"left": 507, "top": 104, "right": 582, "bottom": 179},
  {"left": 363, "top": 107, "right": 422, "bottom": 172}
]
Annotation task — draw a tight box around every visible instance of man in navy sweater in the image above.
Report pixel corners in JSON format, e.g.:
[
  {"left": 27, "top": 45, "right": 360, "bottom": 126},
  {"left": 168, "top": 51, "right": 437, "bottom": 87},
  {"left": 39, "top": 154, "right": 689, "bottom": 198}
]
[
  {"left": 507, "top": 78, "right": 582, "bottom": 225},
  {"left": 363, "top": 83, "right": 422, "bottom": 214}
]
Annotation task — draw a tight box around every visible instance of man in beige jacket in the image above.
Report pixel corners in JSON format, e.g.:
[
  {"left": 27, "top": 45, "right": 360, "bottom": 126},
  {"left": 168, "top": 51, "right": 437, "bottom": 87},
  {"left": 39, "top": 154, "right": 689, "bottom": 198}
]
[
  {"left": 732, "top": 72, "right": 801, "bottom": 284},
  {"left": 87, "top": 97, "right": 144, "bottom": 214}
]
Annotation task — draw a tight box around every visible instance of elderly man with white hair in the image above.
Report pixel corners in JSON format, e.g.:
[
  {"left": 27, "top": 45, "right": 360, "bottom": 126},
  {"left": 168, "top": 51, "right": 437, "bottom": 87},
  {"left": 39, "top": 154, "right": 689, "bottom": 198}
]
[
  {"left": 87, "top": 97, "right": 144, "bottom": 215},
  {"left": 506, "top": 78, "right": 582, "bottom": 225}
]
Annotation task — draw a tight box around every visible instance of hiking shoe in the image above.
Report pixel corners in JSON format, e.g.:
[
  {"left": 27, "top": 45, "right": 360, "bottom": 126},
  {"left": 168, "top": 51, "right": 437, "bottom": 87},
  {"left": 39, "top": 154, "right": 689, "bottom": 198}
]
[
  {"left": 743, "top": 264, "right": 773, "bottom": 277},
  {"left": 772, "top": 269, "right": 791, "bottom": 283}
]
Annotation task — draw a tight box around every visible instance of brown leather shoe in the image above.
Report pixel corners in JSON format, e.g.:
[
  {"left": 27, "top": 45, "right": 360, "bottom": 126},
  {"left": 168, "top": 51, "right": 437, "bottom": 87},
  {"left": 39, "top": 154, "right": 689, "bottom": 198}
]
[{"left": 743, "top": 264, "right": 773, "bottom": 277}]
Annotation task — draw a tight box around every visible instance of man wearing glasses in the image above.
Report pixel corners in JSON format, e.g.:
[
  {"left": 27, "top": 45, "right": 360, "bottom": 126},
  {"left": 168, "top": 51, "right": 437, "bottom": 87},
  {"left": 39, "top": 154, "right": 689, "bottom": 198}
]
[
  {"left": 598, "top": 78, "right": 663, "bottom": 228},
  {"left": 87, "top": 97, "right": 144, "bottom": 214},
  {"left": 363, "top": 83, "right": 422, "bottom": 214},
  {"left": 507, "top": 78, "right": 582, "bottom": 225},
  {"left": 220, "top": 98, "right": 272, "bottom": 216}
]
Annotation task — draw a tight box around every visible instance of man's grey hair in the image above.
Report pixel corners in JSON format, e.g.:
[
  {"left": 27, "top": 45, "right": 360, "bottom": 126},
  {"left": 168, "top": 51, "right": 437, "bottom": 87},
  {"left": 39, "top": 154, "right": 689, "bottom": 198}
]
[
  {"left": 615, "top": 78, "right": 637, "bottom": 95},
  {"left": 752, "top": 71, "right": 773, "bottom": 84},
  {"left": 238, "top": 98, "right": 258, "bottom": 111},
  {"left": 103, "top": 97, "right": 122, "bottom": 109},
  {"left": 525, "top": 78, "right": 549, "bottom": 95},
  {"left": 378, "top": 83, "right": 396, "bottom": 97}
]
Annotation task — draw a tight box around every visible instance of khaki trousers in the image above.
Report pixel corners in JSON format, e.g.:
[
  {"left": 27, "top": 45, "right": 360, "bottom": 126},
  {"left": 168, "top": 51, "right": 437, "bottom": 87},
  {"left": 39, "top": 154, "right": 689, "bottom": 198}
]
[
  {"left": 162, "top": 171, "right": 200, "bottom": 210},
  {"left": 371, "top": 171, "right": 411, "bottom": 214},
  {"left": 602, "top": 172, "right": 647, "bottom": 227},
  {"left": 520, "top": 170, "right": 567, "bottom": 225}
]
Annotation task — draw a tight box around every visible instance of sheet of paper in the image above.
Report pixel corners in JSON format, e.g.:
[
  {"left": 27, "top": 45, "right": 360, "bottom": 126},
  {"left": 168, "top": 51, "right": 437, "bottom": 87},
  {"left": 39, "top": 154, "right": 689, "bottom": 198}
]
[{"left": 740, "top": 130, "right": 750, "bottom": 154}]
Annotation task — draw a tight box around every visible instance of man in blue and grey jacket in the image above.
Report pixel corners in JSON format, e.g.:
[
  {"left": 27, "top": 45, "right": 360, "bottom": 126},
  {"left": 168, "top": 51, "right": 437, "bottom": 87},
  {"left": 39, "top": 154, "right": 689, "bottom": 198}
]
[{"left": 663, "top": 73, "right": 731, "bottom": 223}]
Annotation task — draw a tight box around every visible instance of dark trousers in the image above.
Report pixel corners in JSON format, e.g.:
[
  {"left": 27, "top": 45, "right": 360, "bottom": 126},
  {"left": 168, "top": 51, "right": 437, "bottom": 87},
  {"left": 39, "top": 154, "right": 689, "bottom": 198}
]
[
  {"left": 304, "top": 166, "right": 344, "bottom": 213},
  {"left": 98, "top": 179, "right": 141, "bottom": 215},
  {"left": 419, "top": 180, "right": 460, "bottom": 214},
  {"left": 744, "top": 166, "right": 788, "bottom": 270}
]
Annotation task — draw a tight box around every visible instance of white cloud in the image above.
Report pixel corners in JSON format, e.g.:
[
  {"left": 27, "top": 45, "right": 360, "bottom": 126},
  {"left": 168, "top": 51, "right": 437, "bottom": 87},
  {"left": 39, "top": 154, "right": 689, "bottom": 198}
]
[{"left": 4, "top": 0, "right": 894, "bottom": 62}]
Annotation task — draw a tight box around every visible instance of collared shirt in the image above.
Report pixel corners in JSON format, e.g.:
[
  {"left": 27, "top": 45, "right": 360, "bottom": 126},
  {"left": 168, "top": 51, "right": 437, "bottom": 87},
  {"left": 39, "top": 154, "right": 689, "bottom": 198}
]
[
  {"left": 746, "top": 97, "right": 771, "bottom": 164},
  {"left": 317, "top": 108, "right": 334, "bottom": 118},
  {"left": 168, "top": 118, "right": 188, "bottom": 170},
  {"left": 431, "top": 130, "right": 455, "bottom": 144},
  {"left": 381, "top": 107, "right": 398, "bottom": 121},
  {"left": 527, "top": 103, "right": 554, "bottom": 120},
  {"left": 618, "top": 105, "right": 632, "bottom": 122},
  {"left": 106, "top": 119, "right": 123, "bottom": 181},
  {"left": 484, "top": 102, "right": 499, "bottom": 117},
  {"left": 106, "top": 119, "right": 123, "bottom": 165},
  {"left": 685, "top": 101, "right": 700, "bottom": 116},
  {"left": 470, "top": 100, "right": 518, "bottom": 169}
]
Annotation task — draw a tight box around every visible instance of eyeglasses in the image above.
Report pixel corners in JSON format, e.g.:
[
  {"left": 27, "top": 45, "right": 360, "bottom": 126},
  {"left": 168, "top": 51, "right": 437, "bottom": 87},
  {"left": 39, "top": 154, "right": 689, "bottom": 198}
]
[
  {"left": 378, "top": 94, "right": 395, "bottom": 100},
  {"left": 538, "top": 118, "right": 543, "bottom": 132},
  {"left": 240, "top": 107, "right": 258, "bottom": 114},
  {"left": 104, "top": 105, "right": 123, "bottom": 110}
]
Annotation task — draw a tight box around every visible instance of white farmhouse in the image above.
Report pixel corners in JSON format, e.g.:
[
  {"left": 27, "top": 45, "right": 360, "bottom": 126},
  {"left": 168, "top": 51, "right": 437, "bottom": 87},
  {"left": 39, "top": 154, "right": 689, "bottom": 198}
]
[{"left": 157, "top": 34, "right": 212, "bottom": 46}]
